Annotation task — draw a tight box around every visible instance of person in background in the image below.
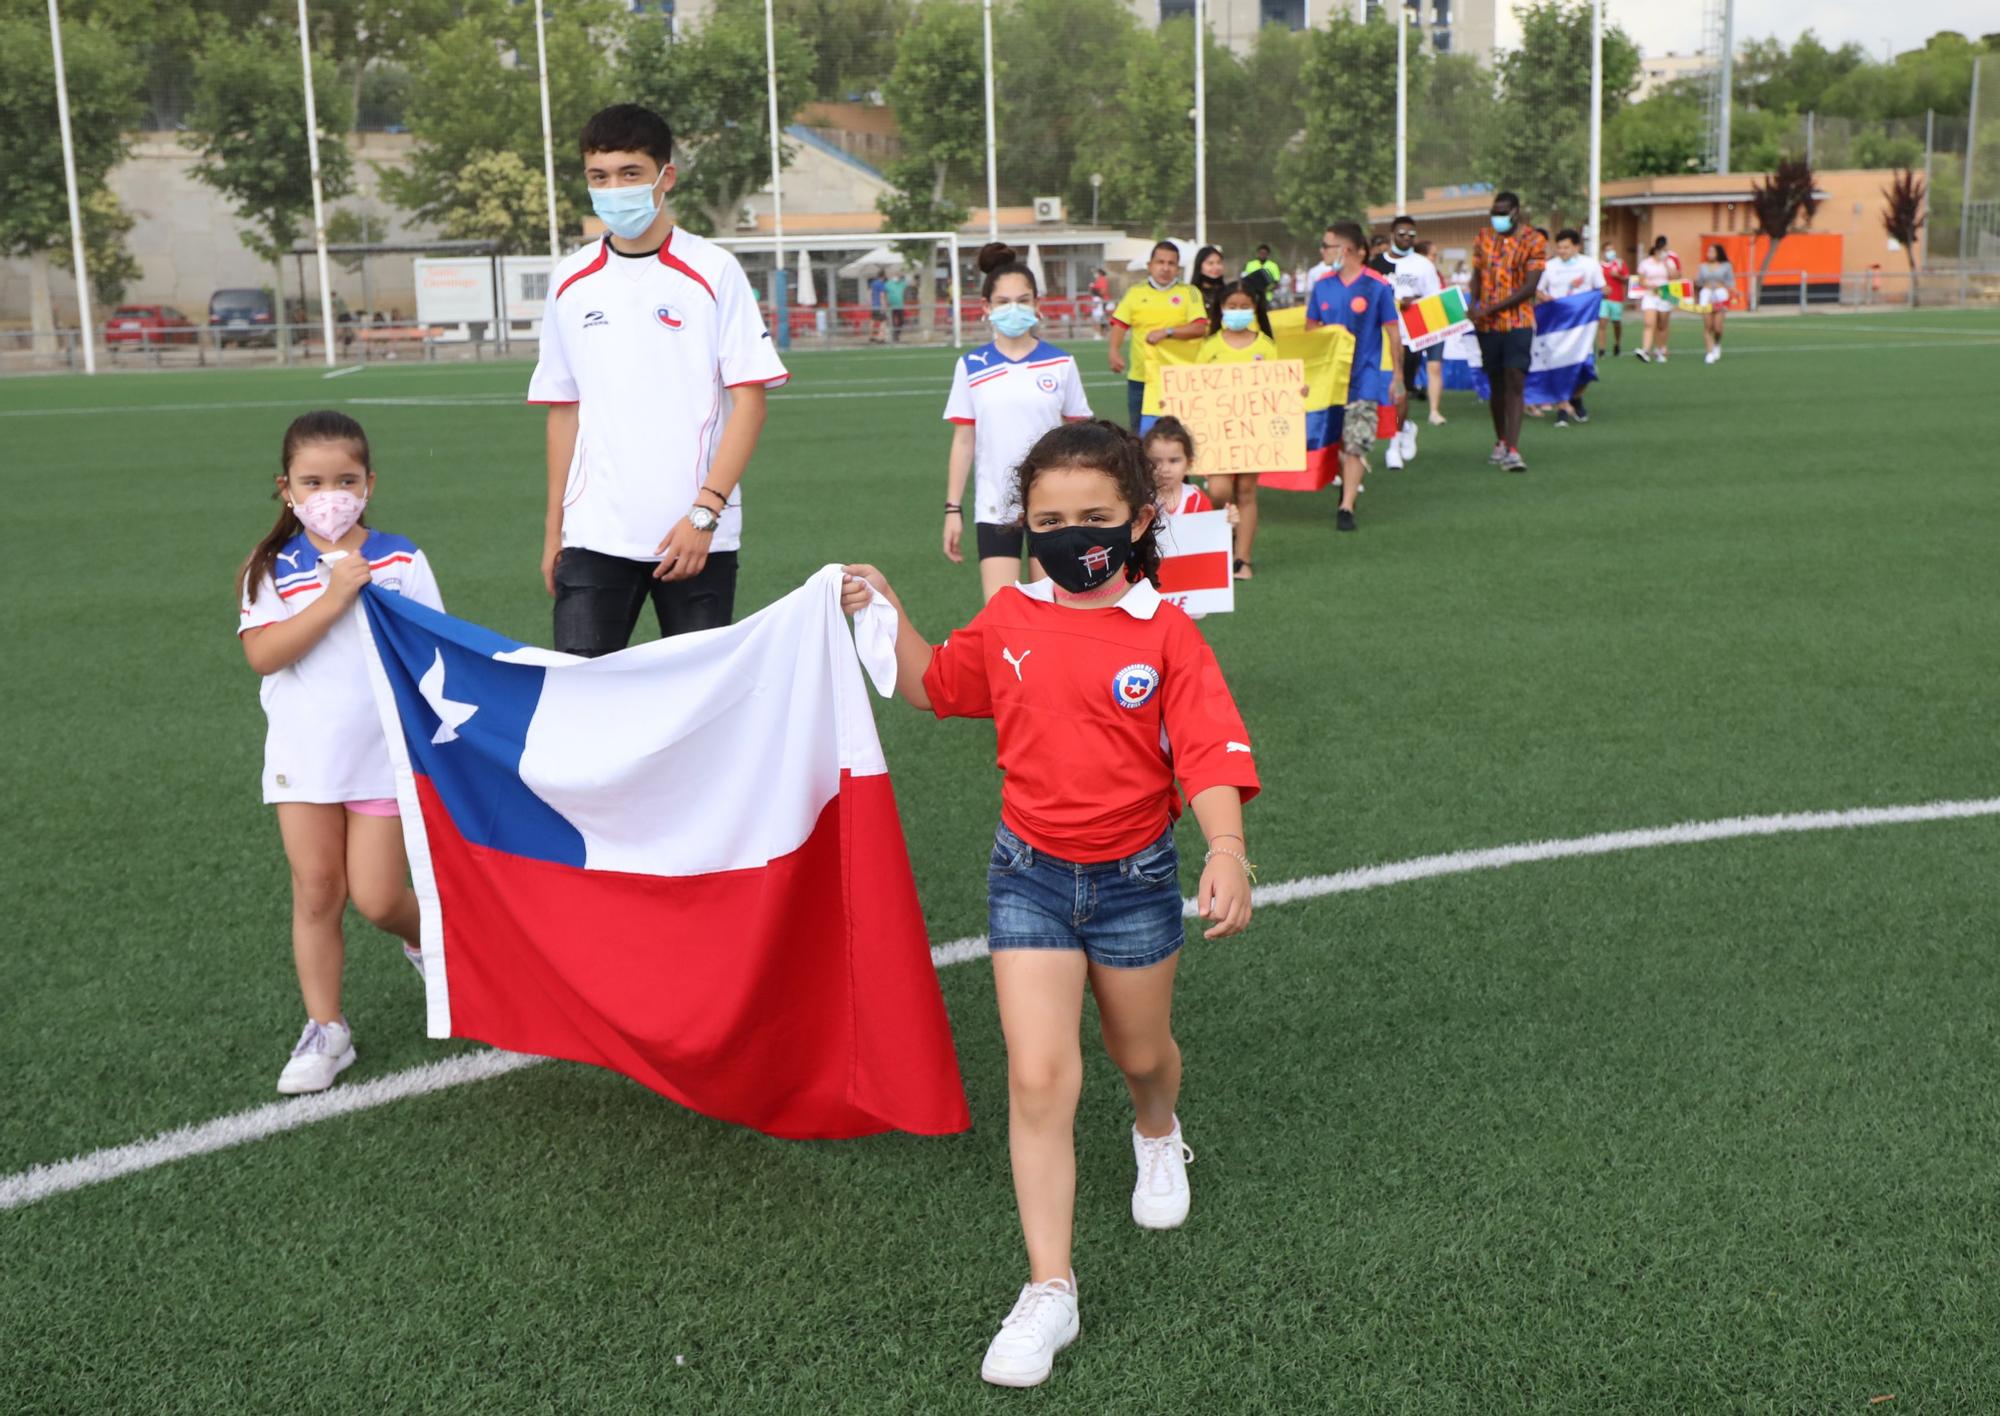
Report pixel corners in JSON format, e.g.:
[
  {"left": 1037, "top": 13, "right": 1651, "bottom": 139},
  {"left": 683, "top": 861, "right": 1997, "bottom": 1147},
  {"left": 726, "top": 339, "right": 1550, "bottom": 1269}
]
[
  {"left": 1367, "top": 232, "right": 1392, "bottom": 267},
  {"left": 1598, "top": 245, "right": 1630, "bottom": 358},
  {"left": 1306, "top": 221, "right": 1404, "bottom": 531},
  {"left": 942, "top": 243, "right": 1094, "bottom": 602},
  {"left": 1242, "top": 244, "right": 1282, "bottom": 301},
  {"left": 1378, "top": 214, "right": 1445, "bottom": 466},
  {"left": 1194, "top": 280, "right": 1272, "bottom": 577},
  {"left": 1467, "top": 190, "right": 1547, "bottom": 473},
  {"left": 1635, "top": 234, "right": 1675, "bottom": 364},
  {"left": 1412, "top": 239, "right": 1449, "bottom": 425},
  {"left": 884, "top": 271, "right": 908, "bottom": 342},
  {"left": 1191, "top": 245, "right": 1229, "bottom": 329},
  {"left": 1108, "top": 241, "right": 1209, "bottom": 429},
  {"left": 869, "top": 273, "right": 888, "bottom": 343},
  {"left": 1536, "top": 228, "right": 1604, "bottom": 427},
  {"left": 1697, "top": 243, "right": 1736, "bottom": 364},
  {"left": 1142, "top": 416, "right": 1215, "bottom": 516}
]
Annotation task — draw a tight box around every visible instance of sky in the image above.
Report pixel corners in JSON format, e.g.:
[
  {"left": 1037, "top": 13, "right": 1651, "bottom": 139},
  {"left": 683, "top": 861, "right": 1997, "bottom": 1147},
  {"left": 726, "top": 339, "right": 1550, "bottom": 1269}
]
[{"left": 1494, "top": 0, "right": 1996, "bottom": 62}]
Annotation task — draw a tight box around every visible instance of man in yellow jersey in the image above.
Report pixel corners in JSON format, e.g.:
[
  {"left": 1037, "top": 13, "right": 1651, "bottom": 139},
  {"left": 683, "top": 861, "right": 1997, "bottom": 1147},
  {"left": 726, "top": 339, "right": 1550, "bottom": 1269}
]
[
  {"left": 1108, "top": 241, "right": 1210, "bottom": 428},
  {"left": 1242, "top": 244, "right": 1282, "bottom": 299}
]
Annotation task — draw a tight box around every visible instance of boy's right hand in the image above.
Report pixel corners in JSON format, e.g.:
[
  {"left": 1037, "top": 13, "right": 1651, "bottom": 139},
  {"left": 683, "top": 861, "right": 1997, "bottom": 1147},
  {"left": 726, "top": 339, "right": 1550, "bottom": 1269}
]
[
  {"left": 840, "top": 564, "right": 896, "bottom": 616},
  {"left": 324, "top": 551, "right": 373, "bottom": 604}
]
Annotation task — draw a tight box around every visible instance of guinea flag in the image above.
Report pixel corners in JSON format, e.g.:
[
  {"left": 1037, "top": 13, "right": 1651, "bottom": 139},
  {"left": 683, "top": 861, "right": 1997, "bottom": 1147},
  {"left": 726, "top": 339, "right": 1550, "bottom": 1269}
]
[
  {"left": 1662, "top": 279, "right": 1699, "bottom": 310},
  {"left": 1399, "top": 286, "right": 1472, "bottom": 352}
]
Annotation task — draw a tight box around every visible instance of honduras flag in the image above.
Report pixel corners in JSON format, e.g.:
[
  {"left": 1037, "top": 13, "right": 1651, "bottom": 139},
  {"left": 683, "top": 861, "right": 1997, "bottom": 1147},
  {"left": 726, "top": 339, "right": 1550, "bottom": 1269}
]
[
  {"left": 356, "top": 566, "right": 969, "bottom": 1140},
  {"left": 1472, "top": 289, "right": 1600, "bottom": 406}
]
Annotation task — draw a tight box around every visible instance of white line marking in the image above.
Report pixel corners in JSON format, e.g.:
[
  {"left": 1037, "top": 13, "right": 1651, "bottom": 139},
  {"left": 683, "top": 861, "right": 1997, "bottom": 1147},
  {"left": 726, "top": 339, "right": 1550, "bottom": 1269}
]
[
  {"left": 5, "top": 794, "right": 1994, "bottom": 1213},
  {"left": 321, "top": 363, "right": 366, "bottom": 380}
]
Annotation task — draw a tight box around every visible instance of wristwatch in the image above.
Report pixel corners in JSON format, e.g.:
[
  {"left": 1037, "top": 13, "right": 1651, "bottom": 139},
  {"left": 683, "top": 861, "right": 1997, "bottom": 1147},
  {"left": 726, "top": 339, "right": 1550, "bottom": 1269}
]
[{"left": 688, "top": 504, "right": 720, "bottom": 534}]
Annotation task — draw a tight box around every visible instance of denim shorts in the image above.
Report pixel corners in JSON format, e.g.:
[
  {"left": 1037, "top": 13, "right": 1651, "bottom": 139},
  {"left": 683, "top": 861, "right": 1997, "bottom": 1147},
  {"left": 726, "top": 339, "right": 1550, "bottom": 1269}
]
[{"left": 987, "top": 822, "right": 1186, "bottom": 969}]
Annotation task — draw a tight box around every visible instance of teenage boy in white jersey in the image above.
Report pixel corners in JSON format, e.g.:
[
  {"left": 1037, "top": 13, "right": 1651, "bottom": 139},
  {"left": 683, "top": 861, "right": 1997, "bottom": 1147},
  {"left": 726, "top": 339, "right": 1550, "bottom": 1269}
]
[
  {"left": 1536, "top": 228, "right": 1604, "bottom": 427},
  {"left": 529, "top": 104, "right": 790, "bottom": 656},
  {"left": 1372, "top": 215, "right": 1444, "bottom": 467}
]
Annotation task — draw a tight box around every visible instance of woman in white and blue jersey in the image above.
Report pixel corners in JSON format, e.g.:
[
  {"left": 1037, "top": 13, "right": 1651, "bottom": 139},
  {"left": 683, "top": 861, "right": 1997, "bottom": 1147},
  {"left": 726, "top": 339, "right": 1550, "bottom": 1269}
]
[{"left": 943, "top": 243, "right": 1095, "bottom": 602}]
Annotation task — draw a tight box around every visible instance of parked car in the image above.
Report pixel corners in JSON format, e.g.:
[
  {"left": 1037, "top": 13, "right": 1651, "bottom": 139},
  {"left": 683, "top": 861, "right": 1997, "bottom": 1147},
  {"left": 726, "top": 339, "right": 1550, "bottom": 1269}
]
[
  {"left": 208, "top": 288, "right": 277, "bottom": 345},
  {"left": 104, "top": 304, "right": 198, "bottom": 345}
]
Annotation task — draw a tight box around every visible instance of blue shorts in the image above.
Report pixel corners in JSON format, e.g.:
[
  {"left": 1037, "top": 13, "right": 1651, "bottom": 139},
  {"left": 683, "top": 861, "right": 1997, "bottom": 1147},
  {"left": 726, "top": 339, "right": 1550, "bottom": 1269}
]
[{"left": 987, "top": 822, "right": 1185, "bottom": 969}]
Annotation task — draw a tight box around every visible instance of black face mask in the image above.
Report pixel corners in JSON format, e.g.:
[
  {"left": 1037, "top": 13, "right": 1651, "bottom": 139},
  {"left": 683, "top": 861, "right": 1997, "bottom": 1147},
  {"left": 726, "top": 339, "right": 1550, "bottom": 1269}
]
[{"left": 1027, "top": 522, "right": 1133, "bottom": 594}]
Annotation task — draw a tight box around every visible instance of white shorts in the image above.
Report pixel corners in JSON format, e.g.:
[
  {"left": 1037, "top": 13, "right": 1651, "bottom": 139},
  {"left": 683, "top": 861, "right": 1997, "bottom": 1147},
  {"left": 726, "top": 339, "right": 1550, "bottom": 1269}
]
[
  {"left": 1699, "top": 287, "right": 1733, "bottom": 309},
  {"left": 1640, "top": 294, "right": 1675, "bottom": 314}
]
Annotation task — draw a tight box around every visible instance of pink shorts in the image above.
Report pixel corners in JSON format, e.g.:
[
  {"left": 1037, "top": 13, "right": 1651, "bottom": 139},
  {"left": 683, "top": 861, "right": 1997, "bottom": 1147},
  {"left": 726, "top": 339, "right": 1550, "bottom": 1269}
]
[{"left": 344, "top": 798, "right": 399, "bottom": 817}]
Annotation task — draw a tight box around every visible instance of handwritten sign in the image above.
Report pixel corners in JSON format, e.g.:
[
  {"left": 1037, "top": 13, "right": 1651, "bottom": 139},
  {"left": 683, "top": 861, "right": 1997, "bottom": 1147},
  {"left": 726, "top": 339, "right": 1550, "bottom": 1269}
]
[
  {"left": 1158, "top": 359, "right": 1306, "bottom": 475},
  {"left": 1155, "top": 510, "right": 1234, "bottom": 616}
]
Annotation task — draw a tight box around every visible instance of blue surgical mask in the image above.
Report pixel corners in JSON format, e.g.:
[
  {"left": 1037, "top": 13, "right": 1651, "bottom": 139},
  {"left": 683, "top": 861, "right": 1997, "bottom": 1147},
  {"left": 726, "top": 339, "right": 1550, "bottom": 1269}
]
[
  {"left": 1490, "top": 213, "right": 1514, "bottom": 233},
  {"left": 1221, "top": 308, "right": 1255, "bottom": 332},
  {"left": 590, "top": 171, "right": 667, "bottom": 241},
  {"left": 990, "top": 303, "right": 1039, "bottom": 338}
]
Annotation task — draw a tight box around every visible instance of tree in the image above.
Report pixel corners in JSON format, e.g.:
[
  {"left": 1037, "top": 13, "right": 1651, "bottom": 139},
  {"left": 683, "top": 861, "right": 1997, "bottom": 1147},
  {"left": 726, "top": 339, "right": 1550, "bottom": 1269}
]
[
  {"left": 993, "top": 0, "right": 1142, "bottom": 212},
  {"left": 383, "top": 0, "right": 624, "bottom": 246},
  {"left": 622, "top": 5, "right": 815, "bottom": 237},
  {"left": 1880, "top": 168, "right": 1925, "bottom": 304},
  {"left": 1410, "top": 51, "right": 1498, "bottom": 194},
  {"left": 1604, "top": 83, "right": 1706, "bottom": 178},
  {"left": 325, "top": 207, "right": 389, "bottom": 272},
  {"left": 1212, "top": 22, "right": 1305, "bottom": 222},
  {"left": 184, "top": 18, "right": 355, "bottom": 347},
  {"left": 1734, "top": 31, "right": 1867, "bottom": 114},
  {"left": 877, "top": 0, "right": 984, "bottom": 325},
  {"left": 744, "top": 0, "right": 907, "bottom": 102},
  {"left": 0, "top": 4, "right": 141, "bottom": 346},
  {"left": 433, "top": 150, "right": 549, "bottom": 254},
  {"left": 53, "top": 188, "right": 143, "bottom": 309},
  {"left": 1489, "top": 0, "right": 1639, "bottom": 222},
  {"left": 1276, "top": 17, "right": 1399, "bottom": 242},
  {"left": 1746, "top": 156, "right": 1817, "bottom": 306}
]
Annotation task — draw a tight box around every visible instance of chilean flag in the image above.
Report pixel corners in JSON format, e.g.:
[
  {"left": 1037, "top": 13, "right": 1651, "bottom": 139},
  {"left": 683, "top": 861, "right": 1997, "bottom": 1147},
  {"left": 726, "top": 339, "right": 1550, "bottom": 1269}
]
[{"left": 356, "top": 567, "right": 969, "bottom": 1139}]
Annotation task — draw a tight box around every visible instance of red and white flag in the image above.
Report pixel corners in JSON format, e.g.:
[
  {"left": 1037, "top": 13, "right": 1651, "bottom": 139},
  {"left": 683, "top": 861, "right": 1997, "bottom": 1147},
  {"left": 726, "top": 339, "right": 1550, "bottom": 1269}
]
[{"left": 357, "top": 567, "right": 970, "bottom": 1139}]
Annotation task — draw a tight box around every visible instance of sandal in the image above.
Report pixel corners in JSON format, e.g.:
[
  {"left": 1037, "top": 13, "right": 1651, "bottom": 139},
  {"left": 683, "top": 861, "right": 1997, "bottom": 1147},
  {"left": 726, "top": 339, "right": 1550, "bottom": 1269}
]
[{"left": 1233, "top": 559, "right": 1253, "bottom": 581}]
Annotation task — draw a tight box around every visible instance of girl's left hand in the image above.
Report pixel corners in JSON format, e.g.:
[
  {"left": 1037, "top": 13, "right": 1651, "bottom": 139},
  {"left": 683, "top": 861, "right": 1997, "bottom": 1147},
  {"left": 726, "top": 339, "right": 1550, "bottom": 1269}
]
[
  {"left": 840, "top": 564, "right": 896, "bottom": 616},
  {"left": 1223, "top": 504, "right": 1241, "bottom": 527},
  {"left": 1196, "top": 855, "right": 1252, "bottom": 939}
]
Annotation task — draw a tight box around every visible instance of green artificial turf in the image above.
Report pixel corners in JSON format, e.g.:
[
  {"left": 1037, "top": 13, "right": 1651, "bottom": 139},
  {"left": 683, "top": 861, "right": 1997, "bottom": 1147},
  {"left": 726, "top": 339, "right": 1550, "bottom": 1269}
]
[{"left": 2, "top": 309, "right": 1997, "bottom": 1411}]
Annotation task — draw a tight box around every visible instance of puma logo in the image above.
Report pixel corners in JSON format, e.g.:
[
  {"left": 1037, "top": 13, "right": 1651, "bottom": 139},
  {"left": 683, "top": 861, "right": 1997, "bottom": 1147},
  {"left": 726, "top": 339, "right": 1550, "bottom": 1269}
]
[
  {"left": 276, "top": 549, "right": 302, "bottom": 570},
  {"left": 1226, "top": 741, "right": 1252, "bottom": 754},
  {"left": 967, "top": 350, "right": 990, "bottom": 366},
  {"left": 1002, "top": 647, "right": 1031, "bottom": 681}
]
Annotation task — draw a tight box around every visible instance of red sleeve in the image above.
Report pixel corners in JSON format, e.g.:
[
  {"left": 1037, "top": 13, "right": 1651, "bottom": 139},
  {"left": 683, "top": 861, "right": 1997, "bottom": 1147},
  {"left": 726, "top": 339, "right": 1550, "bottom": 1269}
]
[
  {"left": 1184, "top": 487, "right": 1213, "bottom": 513},
  {"left": 1160, "top": 611, "right": 1259, "bottom": 806},
  {"left": 921, "top": 609, "right": 995, "bottom": 720}
]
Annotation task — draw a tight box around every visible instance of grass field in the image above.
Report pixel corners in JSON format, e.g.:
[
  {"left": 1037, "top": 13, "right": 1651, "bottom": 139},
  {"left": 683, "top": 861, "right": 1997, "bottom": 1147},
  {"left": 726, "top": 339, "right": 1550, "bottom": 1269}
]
[{"left": 3, "top": 308, "right": 1998, "bottom": 1412}]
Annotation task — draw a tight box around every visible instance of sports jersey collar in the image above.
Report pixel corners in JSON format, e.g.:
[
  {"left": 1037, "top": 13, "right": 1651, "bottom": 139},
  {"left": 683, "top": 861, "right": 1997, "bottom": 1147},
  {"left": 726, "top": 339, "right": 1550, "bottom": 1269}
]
[
  {"left": 973, "top": 339, "right": 1062, "bottom": 367},
  {"left": 1146, "top": 277, "right": 1175, "bottom": 292},
  {"left": 1009, "top": 576, "right": 1162, "bottom": 619}
]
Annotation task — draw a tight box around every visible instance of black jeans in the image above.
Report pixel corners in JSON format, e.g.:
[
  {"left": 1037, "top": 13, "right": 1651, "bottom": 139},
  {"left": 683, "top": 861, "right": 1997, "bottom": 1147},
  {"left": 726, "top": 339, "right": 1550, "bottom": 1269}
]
[{"left": 552, "top": 547, "right": 738, "bottom": 658}]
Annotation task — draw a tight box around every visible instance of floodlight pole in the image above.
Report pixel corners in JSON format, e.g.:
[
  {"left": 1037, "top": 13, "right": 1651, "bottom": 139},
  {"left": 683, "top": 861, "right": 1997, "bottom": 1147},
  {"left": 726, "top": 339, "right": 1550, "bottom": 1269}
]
[
  {"left": 1961, "top": 57, "right": 1980, "bottom": 271},
  {"left": 295, "top": 0, "right": 337, "bottom": 367},
  {"left": 982, "top": 0, "right": 998, "bottom": 240},
  {"left": 48, "top": 0, "right": 95, "bottom": 374},
  {"left": 764, "top": 0, "right": 788, "bottom": 349},
  {"left": 1587, "top": 0, "right": 1602, "bottom": 257},
  {"left": 533, "top": 0, "right": 560, "bottom": 270},
  {"left": 1193, "top": 0, "right": 1207, "bottom": 247},
  {"left": 1394, "top": 1, "right": 1408, "bottom": 215},
  {"left": 1715, "top": 0, "right": 1734, "bottom": 174},
  {"left": 1922, "top": 107, "right": 1933, "bottom": 271}
]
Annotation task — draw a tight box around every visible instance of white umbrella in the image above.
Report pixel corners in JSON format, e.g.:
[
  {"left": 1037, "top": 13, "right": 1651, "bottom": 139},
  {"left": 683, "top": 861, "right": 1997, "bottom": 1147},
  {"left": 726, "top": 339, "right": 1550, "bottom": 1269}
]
[
  {"left": 795, "top": 248, "right": 818, "bottom": 307},
  {"left": 1024, "top": 242, "right": 1047, "bottom": 293},
  {"left": 837, "top": 246, "right": 906, "bottom": 280}
]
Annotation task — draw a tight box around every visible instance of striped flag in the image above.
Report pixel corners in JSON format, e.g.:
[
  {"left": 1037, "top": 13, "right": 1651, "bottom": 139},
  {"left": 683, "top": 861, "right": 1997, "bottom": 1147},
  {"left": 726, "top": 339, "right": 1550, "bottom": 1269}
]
[
  {"left": 1661, "top": 279, "right": 1698, "bottom": 310},
  {"left": 1399, "top": 286, "right": 1472, "bottom": 352},
  {"left": 1471, "top": 290, "right": 1598, "bottom": 408}
]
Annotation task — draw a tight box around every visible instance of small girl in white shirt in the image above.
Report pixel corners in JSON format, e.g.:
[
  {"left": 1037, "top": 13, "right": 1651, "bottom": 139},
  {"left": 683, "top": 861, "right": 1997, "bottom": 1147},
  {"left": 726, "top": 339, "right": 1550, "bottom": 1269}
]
[{"left": 237, "top": 411, "right": 444, "bottom": 1094}]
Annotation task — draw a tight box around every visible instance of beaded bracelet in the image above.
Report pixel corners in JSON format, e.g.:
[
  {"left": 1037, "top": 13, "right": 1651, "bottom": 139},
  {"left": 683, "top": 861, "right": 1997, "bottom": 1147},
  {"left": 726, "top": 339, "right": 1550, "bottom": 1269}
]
[{"left": 1203, "top": 844, "right": 1257, "bottom": 883}]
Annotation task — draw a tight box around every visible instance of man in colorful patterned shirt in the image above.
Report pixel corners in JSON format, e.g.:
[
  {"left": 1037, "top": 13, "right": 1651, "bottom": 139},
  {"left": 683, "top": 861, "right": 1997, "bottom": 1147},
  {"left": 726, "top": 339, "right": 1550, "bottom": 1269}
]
[{"left": 1469, "top": 190, "right": 1547, "bottom": 473}]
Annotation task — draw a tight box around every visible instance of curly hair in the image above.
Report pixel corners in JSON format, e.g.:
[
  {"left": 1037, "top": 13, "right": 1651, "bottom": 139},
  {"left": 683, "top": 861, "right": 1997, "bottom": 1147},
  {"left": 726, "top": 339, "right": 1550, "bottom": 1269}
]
[{"left": 1013, "top": 419, "right": 1163, "bottom": 586}]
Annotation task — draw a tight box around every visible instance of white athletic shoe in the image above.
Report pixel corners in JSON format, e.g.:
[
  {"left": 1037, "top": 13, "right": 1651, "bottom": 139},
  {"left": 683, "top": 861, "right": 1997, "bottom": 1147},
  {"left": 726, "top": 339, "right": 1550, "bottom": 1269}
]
[
  {"left": 276, "top": 1017, "right": 355, "bottom": 1095},
  {"left": 403, "top": 943, "right": 426, "bottom": 978},
  {"left": 980, "top": 1275, "right": 1080, "bottom": 1387},
  {"left": 1705, "top": 348, "right": 1720, "bottom": 364},
  {"left": 1131, "top": 1119, "right": 1194, "bottom": 1229},
  {"left": 1399, "top": 422, "right": 1419, "bottom": 462},
  {"left": 1384, "top": 439, "right": 1404, "bottom": 470}
]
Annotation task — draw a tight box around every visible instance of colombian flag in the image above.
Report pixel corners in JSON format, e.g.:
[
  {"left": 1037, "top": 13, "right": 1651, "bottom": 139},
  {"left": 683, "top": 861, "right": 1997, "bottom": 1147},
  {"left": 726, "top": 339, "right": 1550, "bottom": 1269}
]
[
  {"left": 1141, "top": 308, "right": 1355, "bottom": 492},
  {"left": 1400, "top": 286, "right": 1472, "bottom": 352}
]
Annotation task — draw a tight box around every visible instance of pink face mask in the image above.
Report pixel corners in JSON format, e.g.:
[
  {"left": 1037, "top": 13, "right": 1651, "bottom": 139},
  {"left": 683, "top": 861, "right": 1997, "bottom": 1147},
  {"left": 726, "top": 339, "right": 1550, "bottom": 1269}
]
[{"left": 292, "top": 490, "right": 366, "bottom": 542}]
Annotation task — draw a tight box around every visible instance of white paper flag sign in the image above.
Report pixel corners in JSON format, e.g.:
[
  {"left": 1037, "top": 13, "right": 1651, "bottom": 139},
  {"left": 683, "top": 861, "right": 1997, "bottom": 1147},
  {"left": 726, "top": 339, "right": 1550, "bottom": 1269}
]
[{"left": 1156, "top": 509, "right": 1234, "bottom": 616}]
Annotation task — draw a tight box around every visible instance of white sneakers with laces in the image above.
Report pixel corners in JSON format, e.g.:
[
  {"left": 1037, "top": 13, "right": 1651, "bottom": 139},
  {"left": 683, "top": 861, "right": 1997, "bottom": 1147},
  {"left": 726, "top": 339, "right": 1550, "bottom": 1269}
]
[
  {"left": 980, "top": 1273, "right": 1080, "bottom": 1387},
  {"left": 1398, "top": 421, "right": 1419, "bottom": 464},
  {"left": 276, "top": 1017, "right": 355, "bottom": 1095},
  {"left": 1131, "top": 1118, "right": 1194, "bottom": 1229}
]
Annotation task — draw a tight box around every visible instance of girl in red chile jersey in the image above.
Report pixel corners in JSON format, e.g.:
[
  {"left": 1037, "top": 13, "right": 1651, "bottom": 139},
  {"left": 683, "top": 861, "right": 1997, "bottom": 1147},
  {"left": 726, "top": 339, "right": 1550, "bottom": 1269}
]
[{"left": 841, "top": 418, "right": 1258, "bottom": 1390}]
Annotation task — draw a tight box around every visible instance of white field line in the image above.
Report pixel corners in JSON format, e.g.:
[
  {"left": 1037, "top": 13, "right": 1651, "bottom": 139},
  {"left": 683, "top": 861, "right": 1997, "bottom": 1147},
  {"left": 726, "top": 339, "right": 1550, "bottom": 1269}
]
[
  {"left": 4, "top": 794, "right": 1995, "bottom": 1214},
  {"left": 321, "top": 363, "right": 366, "bottom": 380}
]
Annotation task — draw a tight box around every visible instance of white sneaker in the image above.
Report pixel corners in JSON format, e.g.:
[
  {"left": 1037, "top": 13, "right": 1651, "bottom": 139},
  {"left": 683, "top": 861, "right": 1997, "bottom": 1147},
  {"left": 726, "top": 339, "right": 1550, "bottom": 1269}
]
[
  {"left": 1384, "top": 439, "right": 1404, "bottom": 470},
  {"left": 402, "top": 943, "right": 426, "bottom": 978},
  {"left": 1400, "top": 422, "right": 1419, "bottom": 461},
  {"left": 980, "top": 1275, "right": 1079, "bottom": 1387},
  {"left": 1131, "top": 1119, "right": 1194, "bottom": 1229},
  {"left": 276, "top": 1018, "right": 355, "bottom": 1095}
]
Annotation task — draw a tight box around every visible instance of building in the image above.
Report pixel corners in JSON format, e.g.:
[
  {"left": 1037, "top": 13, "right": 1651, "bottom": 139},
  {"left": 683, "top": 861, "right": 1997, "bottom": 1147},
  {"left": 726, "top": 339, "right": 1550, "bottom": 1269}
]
[
  {"left": 1367, "top": 170, "right": 1920, "bottom": 293},
  {"left": 1148, "top": 0, "right": 1493, "bottom": 67},
  {"left": 1632, "top": 50, "right": 1714, "bottom": 102}
]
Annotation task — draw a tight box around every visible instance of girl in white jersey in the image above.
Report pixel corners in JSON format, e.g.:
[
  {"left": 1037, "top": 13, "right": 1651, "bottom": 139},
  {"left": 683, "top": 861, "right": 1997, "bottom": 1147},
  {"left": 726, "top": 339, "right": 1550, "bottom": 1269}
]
[
  {"left": 945, "top": 243, "right": 1095, "bottom": 601},
  {"left": 237, "top": 411, "right": 445, "bottom": 1095}
]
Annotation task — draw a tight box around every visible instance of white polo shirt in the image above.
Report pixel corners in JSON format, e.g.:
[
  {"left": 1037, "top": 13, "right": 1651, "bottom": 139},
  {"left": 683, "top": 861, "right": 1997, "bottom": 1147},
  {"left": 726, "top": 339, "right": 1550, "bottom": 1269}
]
[
  {"left": 1386, "top": 250, "right": 1442, "bottom": 306},
  {"left": 528, "top": 228, "right": 790, "bottom": 560},
  {"left": 943, "top": 339, "right": 1092, "bottom": 525},
  {"left": 237, "top": 529, "right": 444, "bottom": 803}
]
